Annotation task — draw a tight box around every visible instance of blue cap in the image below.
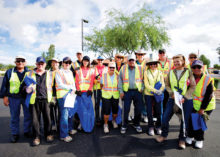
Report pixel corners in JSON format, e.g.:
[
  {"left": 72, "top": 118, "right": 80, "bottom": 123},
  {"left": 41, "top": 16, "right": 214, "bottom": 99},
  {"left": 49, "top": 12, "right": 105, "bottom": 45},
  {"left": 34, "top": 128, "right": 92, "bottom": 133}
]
[
  {"left": 63, "top": 57, "right": 72, "bottom": 62},
  {"left": 36, "top": 56, "right": 46, "bottom": 63},
  {"left": 97, "top": 56, "right": 104, "bottom": 60},
  {"left": 191, "top": 60, "right": 203, "bottom": 68}
]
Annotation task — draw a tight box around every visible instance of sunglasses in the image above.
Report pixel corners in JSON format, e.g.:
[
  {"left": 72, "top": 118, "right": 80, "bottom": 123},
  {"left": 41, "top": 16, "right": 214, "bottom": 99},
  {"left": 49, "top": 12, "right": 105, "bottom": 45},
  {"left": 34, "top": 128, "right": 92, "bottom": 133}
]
[
  {"left": 116, "top": 57, "right": 123, "bottom": 59},
  {"left": 129, "top": 59, "right": 135, "bottom": 62},
  {"left": 109, "top": 67, "right": 115, "bottom": 69},
  {"left": 192, "top": 65, "right": 202, "bottom": 69},
  {"left": 137, "top": 54, "right": 144, "bottom": 56},
  {"left": 64, "top": 61, "right": 72, "bottom": 64},
  {"left": 37, "top": 62, "right": 45, "bottom": 65},
  {"left": 159, "top": 52, "right": 165, "bottom": 54},
  {"left": 149, "top": 63, "right": 157, "bottom": 66},
  {"left": 190, "top": 57, "right": 197, "bottom": 59},
  {"left": 16, "top": 60, "right": 25, "bottom": 63}
]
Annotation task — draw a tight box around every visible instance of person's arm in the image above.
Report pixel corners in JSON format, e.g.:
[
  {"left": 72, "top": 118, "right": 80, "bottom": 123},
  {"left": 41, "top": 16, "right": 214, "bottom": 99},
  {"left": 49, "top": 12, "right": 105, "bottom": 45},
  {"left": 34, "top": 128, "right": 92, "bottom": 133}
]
[
  {"left": 118, "top": 68, "right": 124, "bottom": 94},
  {"left": 0, "top": 69, "right": 10, "bottom": 98},
  {"left": 160, "top": 72, "right": 165, "bottom": 91},
  {"left": 184, "top": 70, "right": 196, "bottom": 100},
  {"left": 75, "top": 70, "right": 80, "bottom": 91},
  {"left": 200, "top": 82, "right": 213, "bottom": 109},
  {"left": 165, "top": 71, "right": 173, "bottom": 97},
  {"left": 88, "top": 68, "right": 95, "bottom": 91},
  {"left": 55, "top": 71, "right": 74, "bottom": 90}
]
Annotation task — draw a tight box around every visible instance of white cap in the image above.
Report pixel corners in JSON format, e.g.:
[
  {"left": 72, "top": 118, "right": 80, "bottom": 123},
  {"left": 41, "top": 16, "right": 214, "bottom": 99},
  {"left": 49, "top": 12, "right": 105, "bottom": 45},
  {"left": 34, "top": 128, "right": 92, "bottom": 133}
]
[
  {"left": 127, "top": 54, "right": 136, "bottom": 61},
  {"left": 15, "top": 55, "right": 26, "bottom": 60},
  {"left": 108, "top": 62, "right": 116, "bottom": 68},
  {"left": 50, "top": 57, "right": 59, "bottom": 62},
  {"left": 76, "top": 51, "right": 83, "bottom": 54}
]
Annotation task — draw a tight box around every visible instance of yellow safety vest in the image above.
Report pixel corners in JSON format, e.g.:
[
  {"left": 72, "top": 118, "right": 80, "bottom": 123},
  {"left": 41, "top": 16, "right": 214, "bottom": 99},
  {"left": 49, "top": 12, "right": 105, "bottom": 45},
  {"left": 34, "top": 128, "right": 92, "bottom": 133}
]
[
  {"left": 193, "top": 74, "right": 216, "bottom": 111},
  {"left": 9, "top": 68, "right": 26, "bottom": 94},
  {"left": 144, "top": 69, "right": 161, "bottom": 95},
  {"left": 158, "top": 59, "right": 172, "bottom": 78},
  {"left": 93, "top": 66, "right": 106, "bottom": 90},
  {"left": 28, "top": 70, "right": 54, "bottom": 105},
  {"left": 169, "top": 69, "right": 189, "bottom": 96},
  {"left": 121, "top": 64, "right": 143, "bottom": 92},
  {"left": 56, "top": 70, "right": 75, "bottom": 99},
  {"left": 78, "top": 68, "right": 93, "bottom": 91},
  {"left": 72, "top": 61, "right": 80, "bottom": 70},
  {"left": 102, "top": 72, "right": 119, "bottom": 99}
]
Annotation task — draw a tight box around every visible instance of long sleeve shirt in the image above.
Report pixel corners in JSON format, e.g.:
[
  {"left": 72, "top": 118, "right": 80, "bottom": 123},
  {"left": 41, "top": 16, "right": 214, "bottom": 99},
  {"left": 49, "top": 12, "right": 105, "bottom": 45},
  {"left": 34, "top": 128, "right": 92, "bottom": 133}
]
[
  {"left": 165, "top": 68, "right": 196, "bottom": 100},
  {"left": 75, "top": 67, "right": 95, "bottom": 92},
  {"left": 118, "top": 65, "right": 144, "bottom": 94},
  {"left": 0, "top": 67, "right": 29, "bottom": 98}
]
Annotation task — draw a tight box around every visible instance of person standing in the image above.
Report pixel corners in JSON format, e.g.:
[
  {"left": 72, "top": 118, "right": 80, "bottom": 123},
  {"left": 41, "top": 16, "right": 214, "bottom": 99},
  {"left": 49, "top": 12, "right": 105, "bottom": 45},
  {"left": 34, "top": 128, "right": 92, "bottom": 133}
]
[
  {"left": 114, "top": 53, "right": 124, "bottom": 75},
  {"left": 27, "top": 56, "right": 54, "bottom": 146},
  {"left": 101, "top": 62, "right": 119, "bottom": 133},
  {"left": 119, "top": 54, "right": 144, "bottom": 134},
  {"left": 0, "top": 56, "right": 31, "bottom": 143},
  {"left": 144, "top": 59, "right": 165, "bottom": 136},
  {"left": 156, "top": 54, "right": 196, "bottom": 149},
  {"left": 71, "top": 51, "right": 83, "bottom": 77},
  {"left": 186, "top": 60, "right": 216, "bottom": 149},
  {"left": 55, "top": 57, "right": 76, "bottom": 142}
]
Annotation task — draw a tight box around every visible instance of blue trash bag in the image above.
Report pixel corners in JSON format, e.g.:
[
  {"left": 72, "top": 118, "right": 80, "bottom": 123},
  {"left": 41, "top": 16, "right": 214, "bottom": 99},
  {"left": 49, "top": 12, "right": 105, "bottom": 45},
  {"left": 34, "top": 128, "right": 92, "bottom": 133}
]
[
  {"left": 24, "top": 76, "right": 36, "bottom": 108},
  {"left": 151, "top": 81, "right": 164, "bottom": 103},
  {"left": 62, "top": 90, "right": 77, "bottom": 118},
  {"left": 108, "top": 105, "right": 122, "bottom": 124},
  {"left": 74, "top": 92, "right": 95, "bottom": 132},
  {"left": 191, "top": 113, "right": 207, "bottom": 131}
]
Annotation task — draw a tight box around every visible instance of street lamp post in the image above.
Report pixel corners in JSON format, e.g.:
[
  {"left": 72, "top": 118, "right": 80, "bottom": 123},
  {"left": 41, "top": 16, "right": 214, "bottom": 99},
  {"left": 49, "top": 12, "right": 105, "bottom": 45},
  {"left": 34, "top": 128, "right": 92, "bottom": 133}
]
[{"left": 81, "top": 19, "right": 89, "bottom": 52}]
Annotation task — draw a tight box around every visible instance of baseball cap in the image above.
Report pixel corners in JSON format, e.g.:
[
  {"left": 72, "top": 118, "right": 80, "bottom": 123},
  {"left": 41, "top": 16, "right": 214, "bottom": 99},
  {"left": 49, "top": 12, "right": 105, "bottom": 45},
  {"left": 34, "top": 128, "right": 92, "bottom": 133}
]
[
  {"left": 127, "top": 54, "right": 136, "bottom": 61},
  {"left": 36, "top": 56, "right": 46, "bottom": 63},
  {"left": 191, "top": 60, "right": 203, "bottom": 68},
  {"left": 63, "top": 57, "right": 72, "bottom": 62},
  {"left": 82, "top": 56, "right": 90, "bottom": 62},
  {"left": 15, "top": 55, "right": 26, "bottom": 61}
]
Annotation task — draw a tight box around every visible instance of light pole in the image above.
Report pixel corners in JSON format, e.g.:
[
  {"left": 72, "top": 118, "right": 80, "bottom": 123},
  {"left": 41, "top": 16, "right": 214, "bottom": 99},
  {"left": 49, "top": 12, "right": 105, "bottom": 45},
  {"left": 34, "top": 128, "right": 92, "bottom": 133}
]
[{"left": 81, "top": 19, "right": 89, "bottom": 52}]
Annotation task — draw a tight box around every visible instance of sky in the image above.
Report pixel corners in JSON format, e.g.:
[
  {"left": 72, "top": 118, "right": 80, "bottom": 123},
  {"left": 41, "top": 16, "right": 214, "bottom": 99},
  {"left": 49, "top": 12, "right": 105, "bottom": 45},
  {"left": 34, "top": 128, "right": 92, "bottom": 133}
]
[{"left": 0, "top": 0, "right": 219, "bottom": 66}]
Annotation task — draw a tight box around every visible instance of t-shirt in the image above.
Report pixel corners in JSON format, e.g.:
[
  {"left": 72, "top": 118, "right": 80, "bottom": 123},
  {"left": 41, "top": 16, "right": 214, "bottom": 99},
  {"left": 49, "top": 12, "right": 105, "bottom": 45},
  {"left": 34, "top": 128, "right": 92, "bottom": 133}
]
[{"left": 176, "top": 69, "right": 184, "bottom": 80}]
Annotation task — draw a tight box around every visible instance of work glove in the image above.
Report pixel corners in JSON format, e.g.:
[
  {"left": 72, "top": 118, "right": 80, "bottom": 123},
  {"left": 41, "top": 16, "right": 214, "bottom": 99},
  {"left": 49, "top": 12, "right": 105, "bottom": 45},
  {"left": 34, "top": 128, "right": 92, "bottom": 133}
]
[
  {"left": 26, "top": 85, "right": 33, "bottom": 94},
  {"left": 202, "top": 112, "right": 210, "bottom": 122},
  {"left": 87, "top": 90, "right": 93, "bottom": 96},
  {"left": 155, "top": 90, "right": 162, "bottom": 95},
  {"left": 95, "top": 74, "right": 100, "bottom": 80},
  {"left": 75, "top": 90, "right": 82, "bottom": 96}
]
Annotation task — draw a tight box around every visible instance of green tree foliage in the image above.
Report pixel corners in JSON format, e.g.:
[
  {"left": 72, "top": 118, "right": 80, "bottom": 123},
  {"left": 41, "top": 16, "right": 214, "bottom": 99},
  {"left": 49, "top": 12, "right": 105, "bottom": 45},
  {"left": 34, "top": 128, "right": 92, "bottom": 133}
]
[
  {"left": 199, "top": 54, "right": 210, "bottom": 68},
  {"left": 85, "top": 5, "right": 170, "bottom": 58},
  {"left": 214, "top": 64, "right": 220, "bottom": 69},
  {"left": 41, "top": 44, "right": 55, "bottom": 69},
  {"left": 216, "top": 45, "right": 220, "bottom": 62}
]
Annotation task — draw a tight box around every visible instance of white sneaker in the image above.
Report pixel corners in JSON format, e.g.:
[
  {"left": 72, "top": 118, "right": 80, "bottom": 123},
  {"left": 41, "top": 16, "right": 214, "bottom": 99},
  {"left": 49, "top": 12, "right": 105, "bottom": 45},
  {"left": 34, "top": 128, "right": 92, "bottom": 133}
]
[
  {"left": 144, "top": 117, "right": 148, "bottom": 123},
  {"left": 156, "top": 128, "right": 162, "bottom": 135},
  {"left": 69, "top": 129, "right": 77, "bottom": 135},
  {"left": 148, "top": 127, "right": 155, "bottom": 136},
  {"left": 112, "top": 121, "right": 118, "bottom": 129},
  {"left": 104, "top": 124, "right": 109, "bottom": 133},
  {"left": 77, "top": 124, "right": 82, "bottom": 130},
  {"left": 186, "top": 137, "right": 194, "bottom": 145},
  {"left": 153, "top": 118, "right": 157, "bottom": 122},
  {"left": 195, "top": 140, "right": 203, "bottom": 149},
  {"left": 60, "top": 136, "right": 72, "bottom": 142}
]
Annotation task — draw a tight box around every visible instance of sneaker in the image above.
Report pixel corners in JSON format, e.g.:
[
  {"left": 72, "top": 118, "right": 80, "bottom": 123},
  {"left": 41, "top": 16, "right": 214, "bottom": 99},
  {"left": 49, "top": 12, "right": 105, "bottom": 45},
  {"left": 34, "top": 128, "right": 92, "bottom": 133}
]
[
  {"left": 77, "top": 124, "right": 82, "bottom": 131},
  {"left": 144, "top": 116, "right": 148, "bottom": 123},
  {"left": 69, "top": 129, "right": 77, "bottom": 135},
  {"left": 46, "top": 135, "right": 54, "bottom": 142},
  {"left": 112, "top": 121, "right": 118, "bottom": 129},
  {"left": 148, "top": 127, "right": 155, "bottom": 136},
  {"left": 10, "top": 135, "right": 19, "bottom": 143},
  {"left": 60, "top": 136, "right": 72, "bottom": 143},
  {"left": 128, "top": 116, "right": 132, "bottom": 122},
  {"left": 186, "top": 137, "right": 194, "bottom": 145},
  {"left": 52, "top": 125, "right": 57, "bottom": 131},
  {"left": 153, "top": 118, "right": 157, "bottom": 122},
  {"left": 156, "top": 128, "right": 162, "bottom": 135},
  {"left": 156, "top": 136, "right": 167, "bottom": 143},
  {"left": 32, "top": 138, "right": 40, "bottom": 146},
  {"left": 195, "top": 140, "right": 203, "bottom": 149},
  {"left": 133, "top": 125, "right": 143, "bottom": 133},
  {"left": 120, "top": 127, "right": 127, "bottom": 134},
  {"left": 179, "top": 140, "right": 186, "bottom": 149},
  {"left": 104, "top": 124, "right": 109, "bottom": 134}
]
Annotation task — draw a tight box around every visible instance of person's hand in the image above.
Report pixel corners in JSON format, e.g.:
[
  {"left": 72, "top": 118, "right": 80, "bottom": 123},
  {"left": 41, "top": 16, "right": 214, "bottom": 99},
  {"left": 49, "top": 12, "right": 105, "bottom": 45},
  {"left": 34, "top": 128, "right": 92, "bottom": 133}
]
[
  {"left": 26, "top": 84, "right": 34, "bottom": 94},
  {"left": 198, "top": 109, "right": 205, "bottom": 115},
  {"left": 71, "top": 90, "right": 76, "bottom": 95},
  {"left": 75, "top": 91, "right": 82, "bottom": 96},
  {"left": 3, "top": 97, "right": 9, "bottom": 106},
  {"left": 87, "top": 90, "right": 93, "bottom": 96},
  {"left": 171, "top": 94, "right": 174, "bottom": 99},
  {"left": 120, "top": 93, "right": 124, "bottom": 99},
  {"left": 155, "top": 90, "right": 162, "bottom": 95},
  {"left": 180, "top": 98, "right": 185, "bottom": 104}
]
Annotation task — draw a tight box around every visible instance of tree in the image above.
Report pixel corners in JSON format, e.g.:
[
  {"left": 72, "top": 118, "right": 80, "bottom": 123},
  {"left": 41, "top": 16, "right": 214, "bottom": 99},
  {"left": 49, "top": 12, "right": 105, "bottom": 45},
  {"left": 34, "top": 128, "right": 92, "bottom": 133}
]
[
  {"left": 214, "top": 64, "right": 220, "bottom": 70},
  {"left": 41, "top": 44, "right": 55, "bottom": 69},
  {"left": 199, "top": 54, "right": 210, "bottom": 68},
  {"left": 85, "top": 5, "right": 170, "bottom": 58},
  {"left": 216, "top": 45, "right": 220, "bottom": 63}
]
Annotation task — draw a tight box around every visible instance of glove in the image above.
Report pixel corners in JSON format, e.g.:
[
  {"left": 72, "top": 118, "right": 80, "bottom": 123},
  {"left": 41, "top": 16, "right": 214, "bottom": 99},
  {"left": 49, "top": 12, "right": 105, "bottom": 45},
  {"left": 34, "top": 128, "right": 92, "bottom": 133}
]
[
  {"left": 26, "top": 86, "right": 33, "bottom": 94},
  {"left": 95, "top": 74, "right": 100, "bottom": 80},
  {"left": 87, "top": 90, "right": 93, "bottom": 96},
  {"left": 51, "top": 97, "right": 57, "bottom": 104},
  {"left": 75, "top": 91, "right": 82, "bottom": 96},
  {"left": 155, "top": 90, "right": 162, "bottom": 95},
  {"left": 202, "top": 112, "right": 210, "bottom": 122}
]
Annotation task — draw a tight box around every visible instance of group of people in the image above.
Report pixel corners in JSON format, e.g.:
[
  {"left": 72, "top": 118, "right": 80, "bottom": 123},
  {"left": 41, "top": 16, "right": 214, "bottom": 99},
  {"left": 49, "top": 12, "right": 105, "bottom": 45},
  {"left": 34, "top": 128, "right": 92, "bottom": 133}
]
[{"left": 0, "top": 49, "right": 216, "bottom": 150}]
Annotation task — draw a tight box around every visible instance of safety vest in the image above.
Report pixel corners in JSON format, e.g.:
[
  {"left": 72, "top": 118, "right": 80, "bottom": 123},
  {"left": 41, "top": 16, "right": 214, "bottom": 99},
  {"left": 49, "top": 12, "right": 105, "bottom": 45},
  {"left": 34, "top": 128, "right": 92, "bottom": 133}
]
[
  {"left": 78, "top": 68, "right": 93, "bottom": 91},
  {"left": 72, "top": 61, "right": 80, "bottom": 70},
  {"left": 121, "top": 64, "right": 143, "bottom": 92},
  {"left": 102, "top": 72, "right": 119, "bottom": 99},
  {"left": 9, "top": 68, "right": 26, "bottom": 94},
  {"left": 144, "top": 69, "right": 161, "bottom": 95},
  {"left": 169, "top": 69, "right": 189, "bottom": 96},
  {"left": 93, "top": 66, "right": 106, "bottom": 90},
  {"left": 28, "top": 70, "right": 54, "bottom": 104},
  {"left": 193, "top": 74, "right": 216, "bottom": 111},
  {"left": 158, "top": 59, "right": 172, "bottom": 78},
  {"left": 56, "top": 70, "right": 75, "bottom": 99}
]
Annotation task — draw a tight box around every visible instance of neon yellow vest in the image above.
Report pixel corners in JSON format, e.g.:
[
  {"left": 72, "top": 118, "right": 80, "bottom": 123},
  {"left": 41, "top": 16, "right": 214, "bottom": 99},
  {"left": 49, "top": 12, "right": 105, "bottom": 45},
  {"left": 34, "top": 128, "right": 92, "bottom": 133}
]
[
  {"left": 144, "top": 69, "right": 161, "bottom": 95},
  {"left": 28, "top": 70, "right": 54, "bottom": 104},
  {"left": 78, "top": 68, "right": 93, "bottom": 91},
  {"left": 72, "top": 61, "right": 80, "bottom": 70},
  {"left": 169, "top": 69, "right": 189, "bottom": 96},
  {"left": 102, "top": 72, "right": 119, "bottom": 99},
  {"left": 93, "top": 67, "right": 102, "bottom": 90},
  {"left": 9, "top": 68, "right": 26, "bottom": 94},
  {"left": 193, "top": 74, "right": 216, "bottom": 111},
  {"left": 122, "top": 64, "right": 142, "bottom": 92},
  {"left": 158, "top": 59, "right": 172, "bottom": 78}
]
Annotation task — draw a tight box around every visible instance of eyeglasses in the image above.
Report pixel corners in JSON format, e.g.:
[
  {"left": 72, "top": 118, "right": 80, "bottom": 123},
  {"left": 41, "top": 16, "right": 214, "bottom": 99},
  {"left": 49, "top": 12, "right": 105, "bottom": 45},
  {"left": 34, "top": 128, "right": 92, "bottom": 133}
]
[
  {"left": 129, "top": 59, "right": 135, "bottom": 62},
  {"left": 109, "top": 67, "right": 115, "bottom": 69},
  {"left": 159, "top": 52, "right": 165, "bottom": 54},
  {"left": 64, "top": 61, "right": 72, "bottom": 64},
  {"left": 97, "top": 59, "right": 103, "bottom": 62},
  {"left": 192, "top": 65, "right": 202, "bottom": 69},
  {"left": 116, "top": 57, "right": 123, "bottom": 59},
  {"left": 190, "top": 57, "right": 197, "bottom": 59},
  {"left": 16, "top": 60, "right": 25, "bottom": 63},
  {"left": 149, "top": 63, "right": 157, "bottom": 66}
]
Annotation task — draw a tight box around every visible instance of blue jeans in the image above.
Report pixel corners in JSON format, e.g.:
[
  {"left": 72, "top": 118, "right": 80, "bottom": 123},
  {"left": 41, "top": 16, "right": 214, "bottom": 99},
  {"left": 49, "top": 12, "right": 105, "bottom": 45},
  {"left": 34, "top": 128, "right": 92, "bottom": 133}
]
[
  {"left": 145, "top": 95, "right": 162, "bottom": 128},
  {"left": 58, "top": 98, "right": 74, "bottom": 138},
  {"left": 122, "top": 90, "right": 142, "bottom": 128},
  {"left": 161, "top": 98, "right": 193, "bottom": 141},
  {"left": 9, "top": 97, "right": 31, "bottom": 135}
]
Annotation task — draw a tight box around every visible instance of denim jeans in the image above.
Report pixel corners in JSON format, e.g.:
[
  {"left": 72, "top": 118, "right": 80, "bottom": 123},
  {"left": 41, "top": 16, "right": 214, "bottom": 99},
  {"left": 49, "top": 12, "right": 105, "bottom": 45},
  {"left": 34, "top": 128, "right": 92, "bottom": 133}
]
[{"left": 161, "top": 98, "right": 193, "bottom": 141}]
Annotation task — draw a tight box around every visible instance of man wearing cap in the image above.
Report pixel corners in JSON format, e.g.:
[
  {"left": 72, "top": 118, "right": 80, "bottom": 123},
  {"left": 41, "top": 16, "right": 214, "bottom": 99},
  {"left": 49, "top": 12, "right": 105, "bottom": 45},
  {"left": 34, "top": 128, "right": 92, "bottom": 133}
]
[
  {"left": 93, "top": 56, "right": 107, "bottom": 125},
  {"left": 118, "top": 54, "right": 144, "bottom": 134},
  {"left": 71, "top": 51, "right": 83, "bottom": 77},
  {"left": 100, "top": 62, "right": 119, "bottom": 133},
  {"left": 0, "top": 56, "right": 31, "bottom": 143},
  {"left": 26, "top": 56, "right": 54, "bottom": 146},
  {"left": 157, "top": 49, "right": 173, "bottom": 111}
]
